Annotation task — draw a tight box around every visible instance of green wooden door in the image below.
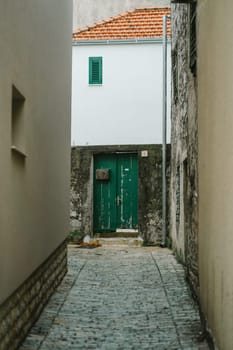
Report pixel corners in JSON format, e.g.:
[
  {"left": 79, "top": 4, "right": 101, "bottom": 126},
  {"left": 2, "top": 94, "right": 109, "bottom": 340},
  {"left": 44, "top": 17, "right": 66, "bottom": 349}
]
[
  {"left": 94, "top": 153, "right": 138, "bottom": 232},
  {"left": 94, "top": 154, "right": 117, "bottom": 232},
  {"left": 116, "top": 154, "right": 138, "bottom": 229}
]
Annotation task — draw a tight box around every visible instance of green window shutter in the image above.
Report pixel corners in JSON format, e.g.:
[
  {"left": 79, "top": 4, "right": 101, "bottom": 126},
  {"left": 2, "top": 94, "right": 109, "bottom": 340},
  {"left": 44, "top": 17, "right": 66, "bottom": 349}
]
[{"left": 89, "top": 57, "right": 102, "bottom": 84}]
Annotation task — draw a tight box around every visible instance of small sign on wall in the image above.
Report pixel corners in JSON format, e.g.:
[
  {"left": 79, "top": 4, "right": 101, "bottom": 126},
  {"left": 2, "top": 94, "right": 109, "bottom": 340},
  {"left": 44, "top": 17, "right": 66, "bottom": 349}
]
[
  {"left": 96, "top": 169, "right": 110, "bottom": 180},
  {"left": 141, "top": 150, "right": 148, "bottom": 158}
]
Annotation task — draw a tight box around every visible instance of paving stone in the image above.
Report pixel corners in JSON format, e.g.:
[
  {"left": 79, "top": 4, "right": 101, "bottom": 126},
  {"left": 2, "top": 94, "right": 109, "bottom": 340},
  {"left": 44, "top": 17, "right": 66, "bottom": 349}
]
[{"left": 19, "top": 246, "right": 209, "bottom": 350}]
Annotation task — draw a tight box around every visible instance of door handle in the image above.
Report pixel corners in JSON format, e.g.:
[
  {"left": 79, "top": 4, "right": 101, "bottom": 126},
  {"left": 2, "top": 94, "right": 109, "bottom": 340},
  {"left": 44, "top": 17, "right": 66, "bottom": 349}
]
[{"left": 116, "top": 196, "right": 121, "bottom": 206}]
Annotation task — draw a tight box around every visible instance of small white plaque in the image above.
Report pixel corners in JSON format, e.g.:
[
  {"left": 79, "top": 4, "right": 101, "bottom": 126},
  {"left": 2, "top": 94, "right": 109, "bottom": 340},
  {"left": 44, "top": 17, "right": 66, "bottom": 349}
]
[{"left": 141, "top": 150, "right": 148, "bottom": 158}]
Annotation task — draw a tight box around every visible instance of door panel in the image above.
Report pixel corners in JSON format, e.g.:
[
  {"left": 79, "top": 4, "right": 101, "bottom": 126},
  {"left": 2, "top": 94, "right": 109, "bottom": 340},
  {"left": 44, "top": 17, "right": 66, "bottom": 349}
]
[
  {"left": 94, "top": 153, "right": 138, "bottom": 233},
  {"left": 116, "top": 154, "right": 138, "bottom": 229},
  {"left": 94, "top": 155, "right": 117, "bottom": 232}
]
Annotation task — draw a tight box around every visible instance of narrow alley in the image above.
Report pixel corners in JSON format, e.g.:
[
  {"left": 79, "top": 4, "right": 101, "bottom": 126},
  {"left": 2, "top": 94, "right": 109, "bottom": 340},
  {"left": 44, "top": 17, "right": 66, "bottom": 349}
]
[{"left": 19, "top": 245, "right": 209, "bottom": 350}]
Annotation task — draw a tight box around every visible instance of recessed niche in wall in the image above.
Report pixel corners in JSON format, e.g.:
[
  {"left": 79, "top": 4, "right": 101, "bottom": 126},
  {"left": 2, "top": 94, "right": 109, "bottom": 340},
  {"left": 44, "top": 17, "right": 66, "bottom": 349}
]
[{"left": 11, "top": 85, "right": 26, "bottom": 158}]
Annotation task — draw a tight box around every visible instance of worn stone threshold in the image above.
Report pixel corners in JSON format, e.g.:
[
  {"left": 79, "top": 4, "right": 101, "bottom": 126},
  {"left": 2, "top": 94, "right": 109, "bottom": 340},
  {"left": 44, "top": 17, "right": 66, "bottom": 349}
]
[
  {"left": 96, "top": 231, "right": 139, "bottom": 238},
  {"left": 97, "top": 237, "right": 143, "bottom": 247}
]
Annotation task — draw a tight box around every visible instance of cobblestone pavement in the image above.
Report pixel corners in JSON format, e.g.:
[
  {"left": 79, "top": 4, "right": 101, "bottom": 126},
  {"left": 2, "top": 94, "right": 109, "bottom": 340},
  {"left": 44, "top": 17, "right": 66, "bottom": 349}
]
[{"left": 19, "top": 246, "right": 209, "bottom": 350}]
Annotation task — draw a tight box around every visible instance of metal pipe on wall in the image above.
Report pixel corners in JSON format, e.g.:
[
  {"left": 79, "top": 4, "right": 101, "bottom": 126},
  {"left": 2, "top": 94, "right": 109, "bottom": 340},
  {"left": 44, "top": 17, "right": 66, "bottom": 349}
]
[{"left": 161, "top": 14, "right": 170, "bottom": 247}]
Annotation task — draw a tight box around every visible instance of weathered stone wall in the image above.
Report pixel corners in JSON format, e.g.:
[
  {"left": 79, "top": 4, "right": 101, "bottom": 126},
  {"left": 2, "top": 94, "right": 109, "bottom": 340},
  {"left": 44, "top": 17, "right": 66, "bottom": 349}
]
[
  {"left": 170, "top": 4, "right": 198, "bottom": 298},
  {"left": 70, "top": 147, "right": 93, "bottom": 235},
  {"left": 71, "top": 145, "right": 170, "bottom": 244},
  {"left": 139, "top": 146, "right": 171, "bottom": 244},
  {"left": 0, "top": 241, "right": 67, "bottom": 350}
]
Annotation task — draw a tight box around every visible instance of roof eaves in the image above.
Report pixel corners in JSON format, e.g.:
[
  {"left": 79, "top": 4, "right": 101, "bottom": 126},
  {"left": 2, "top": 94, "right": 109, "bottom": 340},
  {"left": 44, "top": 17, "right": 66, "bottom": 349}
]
[{"left": 72, "top": 37, "right": 171, "bottom": 46}]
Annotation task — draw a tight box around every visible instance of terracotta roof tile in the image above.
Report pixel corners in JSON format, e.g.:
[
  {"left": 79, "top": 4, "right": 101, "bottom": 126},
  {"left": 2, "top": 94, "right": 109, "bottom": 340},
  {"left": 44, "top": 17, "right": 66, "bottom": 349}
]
[{"left": 73, "top": 7, "right": 171, "bottom": 41}]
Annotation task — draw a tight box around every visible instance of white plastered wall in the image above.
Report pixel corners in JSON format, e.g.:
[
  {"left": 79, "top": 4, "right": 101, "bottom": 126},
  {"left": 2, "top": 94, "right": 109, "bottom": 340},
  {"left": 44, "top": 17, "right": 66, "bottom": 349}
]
[
  {"left": 0, "top": 0, "right": 72, "bottom": 304},
  {"left": 72, "top": 42, "right": 171, "bottom": 146},
  {"left": 198, "top": 0, "right": 233, "bottom": 348}
]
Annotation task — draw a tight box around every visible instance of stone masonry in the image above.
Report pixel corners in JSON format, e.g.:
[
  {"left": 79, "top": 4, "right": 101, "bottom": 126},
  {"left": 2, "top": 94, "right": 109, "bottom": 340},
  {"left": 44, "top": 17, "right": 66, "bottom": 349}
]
[
  {"left": 71, "top": 145, "right": 170, "bottom": 245},
  {"left": 19, "top": 245, "right": 209, "bottom": 350},
  {"left": 170, "top": 4, "right": 199, "bottom": 298},
  {"left": 0, "top": 241, "right": 67, "bottom": 350}
]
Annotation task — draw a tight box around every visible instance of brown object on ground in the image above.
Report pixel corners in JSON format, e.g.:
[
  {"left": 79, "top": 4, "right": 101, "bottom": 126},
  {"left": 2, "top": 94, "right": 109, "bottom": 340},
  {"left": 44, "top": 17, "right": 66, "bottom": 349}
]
[{"left": 78, "top": 241, "right": 102, "bottom": 249}]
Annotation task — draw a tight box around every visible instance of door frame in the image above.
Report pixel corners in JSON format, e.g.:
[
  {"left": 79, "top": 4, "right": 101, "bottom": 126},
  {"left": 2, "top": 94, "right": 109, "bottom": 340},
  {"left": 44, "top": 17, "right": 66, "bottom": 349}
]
[{"left": 93, "top": 151, "right": 138, "bottom": 233}]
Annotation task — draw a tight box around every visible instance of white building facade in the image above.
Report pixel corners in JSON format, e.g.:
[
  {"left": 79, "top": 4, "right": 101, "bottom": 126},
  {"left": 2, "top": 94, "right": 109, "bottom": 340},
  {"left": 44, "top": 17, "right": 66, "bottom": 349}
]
[
  {"left": 71, "top": 8, "right": 171, "bottom": 245},
  {"left": 72, "top": 39, "right": 171, "bottom": 146}
]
